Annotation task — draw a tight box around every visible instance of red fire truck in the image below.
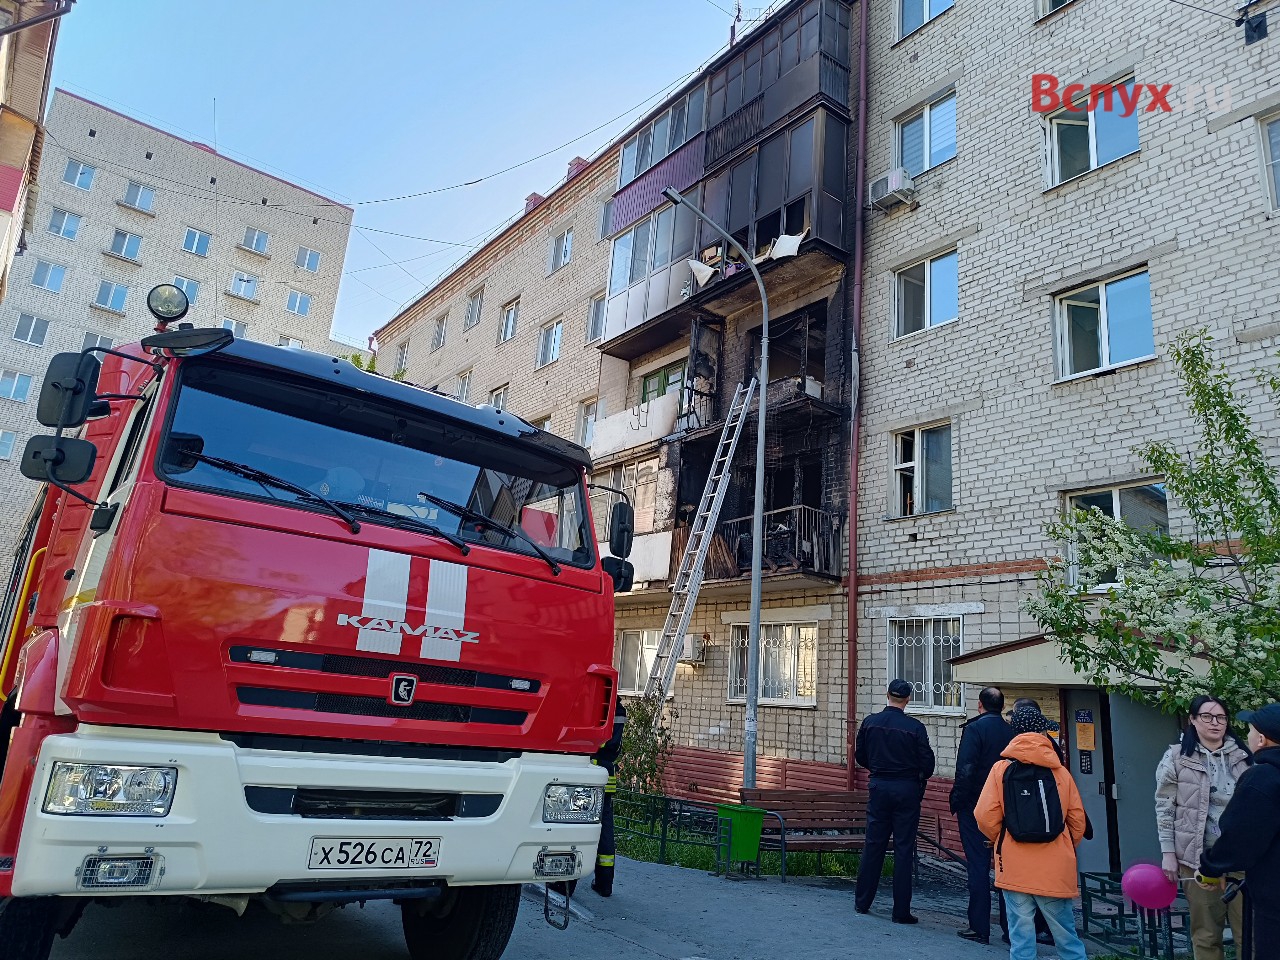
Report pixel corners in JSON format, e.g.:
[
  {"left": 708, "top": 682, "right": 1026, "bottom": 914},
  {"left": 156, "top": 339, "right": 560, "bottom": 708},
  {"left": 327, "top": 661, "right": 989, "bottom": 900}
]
[{"left": 0, "top": 287, "right": 634, "bottom": 960}]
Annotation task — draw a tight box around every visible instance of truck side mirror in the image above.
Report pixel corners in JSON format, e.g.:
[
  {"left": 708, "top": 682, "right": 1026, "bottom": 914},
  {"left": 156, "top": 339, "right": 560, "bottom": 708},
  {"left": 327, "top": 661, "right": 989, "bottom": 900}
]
[
  {"left": 601, "top": 557, "right": 634, "bottom": 593},
  {"left": 609, "top": 501, "right": 634, "bottom": 559},
  {"left": 20, "top": 436, "right": 97, "bottom": 483},
  {"left": 36, "top": 353, "right": 101, "bottom": 428}
]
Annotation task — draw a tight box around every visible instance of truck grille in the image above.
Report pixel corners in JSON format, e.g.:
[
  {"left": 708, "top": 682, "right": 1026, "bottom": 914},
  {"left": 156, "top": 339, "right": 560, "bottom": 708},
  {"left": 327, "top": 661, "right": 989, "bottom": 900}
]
[
  {"left": 243, "top": 786, "right": 503, "bottom": 820},
  {"left": 236, "top": 686, "right": 526, "bottom": 726},
  {"left": 229, "top": 646, "right": 539, "bottom": 693}
]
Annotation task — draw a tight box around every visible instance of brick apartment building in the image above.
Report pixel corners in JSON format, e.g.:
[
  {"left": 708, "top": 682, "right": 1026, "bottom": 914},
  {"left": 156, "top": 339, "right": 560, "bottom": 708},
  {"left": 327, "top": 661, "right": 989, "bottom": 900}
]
[{"left": 0, "top": 91, "right": 357, "bottom": 547}]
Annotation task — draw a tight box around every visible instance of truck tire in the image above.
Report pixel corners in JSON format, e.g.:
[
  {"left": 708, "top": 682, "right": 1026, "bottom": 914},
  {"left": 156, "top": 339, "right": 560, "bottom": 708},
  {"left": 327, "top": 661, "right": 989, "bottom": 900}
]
[
  {"left": 401, "top": 884, "right": 521, "bottom": 960},
  {"left": 0, "top": 897, "right": 59, "bottom": 960}
]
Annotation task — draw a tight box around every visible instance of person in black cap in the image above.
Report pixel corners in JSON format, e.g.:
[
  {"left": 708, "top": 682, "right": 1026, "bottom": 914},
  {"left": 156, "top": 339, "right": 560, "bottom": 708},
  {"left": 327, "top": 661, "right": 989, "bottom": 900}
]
[
  {"left": 1197, "top": 701, "right": 1280, "bottom": 960},
  {"left": 854, "top": 678, "right": 935, "bottom": 923}
]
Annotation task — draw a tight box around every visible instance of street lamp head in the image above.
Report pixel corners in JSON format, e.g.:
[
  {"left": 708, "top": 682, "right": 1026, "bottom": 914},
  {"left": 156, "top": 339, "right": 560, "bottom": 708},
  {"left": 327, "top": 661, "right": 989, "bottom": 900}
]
[{"left": 662, "top": 186, "right": 684, "bottom": 205}]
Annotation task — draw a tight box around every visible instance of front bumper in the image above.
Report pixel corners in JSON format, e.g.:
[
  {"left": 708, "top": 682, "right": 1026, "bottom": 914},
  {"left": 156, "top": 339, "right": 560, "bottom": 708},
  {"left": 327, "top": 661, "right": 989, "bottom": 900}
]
[{"left": 12, "top": 725, "right": 604, "bottom": 897}]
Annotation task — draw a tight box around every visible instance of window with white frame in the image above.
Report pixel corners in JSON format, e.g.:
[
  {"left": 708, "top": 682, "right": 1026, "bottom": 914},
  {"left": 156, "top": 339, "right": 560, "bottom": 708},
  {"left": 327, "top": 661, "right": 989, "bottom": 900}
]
[
  {"left": 173, "top": 275, "right": 200, "bottom": 306},
  {"left": 230, "top": 271, "right": 259, "bottom": 300},
  {"left": 534, "top": 415, "right": 553, "bottom": 432},
  {"left": 1049, "top": 79, "right": 1140, "bottom": 185},
  {"left": 296, "top": 246, "right": 321, "bottom": 272},
  {"left": 488, "top": 384, "right": 508, "bottom": 410},
  {"left": 729, "top": 622, "right": 818, "bottom": 705},
  {"left": 395, "top": 340, "right": 410, "bottom": 373},
  {"left": 536, "top": 318, "right": 562, "bottom": 368},
  {"left": 893, "top": 422, "right": 952, "bottom": 516},
  {"left": 463, "top": 287, "right": 484, "bottom": 329},
  {"left": 550, "top": 228, "right": 573, "bottom": 271},
  {"left": 616, "top": 629, "right": 661, "bottom": 694},
  {"left": 32, "top": 260, "right": 65, "bottom": 292},
  {"left": 578, "top": 398, "right": 598, "bottom": 447},
  {"left": 48, "top": 208, "right": 81, "bottom": 240},
  {"left": 1044, "top": 0, "right": 1073, "bottom": 11},
  {"left": 586, "top": 293, "right": 606, "bottom": 342},
  {"left": 278, "top": 335, "right": 303, "bottom": 348},
  {"left": 242, "top": 227, "right": 270, "bottom": 255},
  {"left": 898, "top": 90, "right": 956, "bottom": 177},
  {"left": 1055, "top": 270, "right": 1153, "bottom": 378},
  {"left": 94, "top": 281, "right": 127, "bottom": 313},
  {"left": 1067, "top": 482, "right": 1169, "bottom": 588},
  {"left": 599, "top": 198, "right": 614, "bottom": 240},
  {"left": 0, "top": 369, "right": 33, "bottom": 402},
  {"left": 286, "top": 290, "right": 312, "bottom": 316},
  {"left": 889, "top": 617, "right": 962, "bottom": 710},
  {"left": 184, "top": 227, "right": 211, "bottom": 257},
  {"left": 455, "top": 369, "right": 472, "bottom": 402},
  {"left": 896, "top": 249, "right": 958, "bottom": 337},
  {"left": 63, "top": 160, "right": 95, "bottom": 190},
  {"left": 1263, "top": 115, "right": 1280, "bottom": 210},
  {"left": 0, "top": 429, "right": 15, "bottom": 460},
  {"left": 110, "top": 230, "right": 142, "bottom": 260},
  {"left": 13, "top": 313, "right": 48, "bottom": 346},
  {"left": 82, "top": 332, "right": 113, "bottom": 352},
  {"left": 498, "top": 299, "right": 519, "bottom": 343},
  {"left": 430, "top": 315, "right": 447, "bottom": 352},
  {"left": 221, "top": 318, "right": 249, "bottom": 338},
  {"left": 123, "top": 181, "right": 155, "bottom": 212},
  {"left": 900, "top": 0, "right": 953, "bottom": 38}
]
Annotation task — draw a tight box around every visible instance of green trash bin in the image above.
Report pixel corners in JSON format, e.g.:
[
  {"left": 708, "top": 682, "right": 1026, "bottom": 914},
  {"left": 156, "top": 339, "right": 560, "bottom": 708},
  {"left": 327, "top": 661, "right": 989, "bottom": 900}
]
[{"left": 717, "top": 803, "right": 766, "bottom": 872}]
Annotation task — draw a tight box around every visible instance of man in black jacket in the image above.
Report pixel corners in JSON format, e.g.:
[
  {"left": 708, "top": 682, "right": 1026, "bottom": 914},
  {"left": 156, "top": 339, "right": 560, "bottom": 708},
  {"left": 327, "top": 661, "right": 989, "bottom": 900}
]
[
  {"left": 854, "top": 679, "right": 936, "bottom": 923},
  {"left": 1198, "top": 702, "right": 1280, "bottom": 959},
  {"left": 951, "top": 686, "right": 1013, "bottom": 945}
]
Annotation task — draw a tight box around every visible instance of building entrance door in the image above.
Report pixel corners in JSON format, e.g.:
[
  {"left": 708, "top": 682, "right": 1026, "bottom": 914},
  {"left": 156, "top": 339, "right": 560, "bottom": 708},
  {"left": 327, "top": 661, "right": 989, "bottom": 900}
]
[{"left": 1065, "top": 690, "right": 1117, "bottom": 873}]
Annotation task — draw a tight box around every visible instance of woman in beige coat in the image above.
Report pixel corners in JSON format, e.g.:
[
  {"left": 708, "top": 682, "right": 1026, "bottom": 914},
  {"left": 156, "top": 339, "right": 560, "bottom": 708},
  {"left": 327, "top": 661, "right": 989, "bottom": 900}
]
[{"left": 1154, "top": 694, "right": 1252, "bottom": 960}]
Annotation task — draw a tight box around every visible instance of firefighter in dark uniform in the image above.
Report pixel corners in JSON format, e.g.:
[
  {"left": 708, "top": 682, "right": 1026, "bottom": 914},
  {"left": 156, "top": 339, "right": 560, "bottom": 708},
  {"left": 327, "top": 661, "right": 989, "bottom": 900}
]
[
  {"left": 590, "top": 697, "right": 626, "bottom": 896},
  {"left": 854, "top": 678, "right": 936, "bottom": 923}
]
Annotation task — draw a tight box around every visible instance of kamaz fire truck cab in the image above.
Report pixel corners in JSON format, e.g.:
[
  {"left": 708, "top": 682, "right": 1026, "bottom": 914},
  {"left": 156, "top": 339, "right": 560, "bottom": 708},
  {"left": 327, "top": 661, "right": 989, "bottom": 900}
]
[{"left": 0, "top": 288, "right": 633, "bottom": 960}]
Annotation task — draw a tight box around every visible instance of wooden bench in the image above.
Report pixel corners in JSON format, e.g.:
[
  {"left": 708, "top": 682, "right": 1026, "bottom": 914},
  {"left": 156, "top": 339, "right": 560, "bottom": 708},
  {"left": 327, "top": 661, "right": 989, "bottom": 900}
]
[{"left": 740, "top": 788, "right": 946, "bottom": 882}]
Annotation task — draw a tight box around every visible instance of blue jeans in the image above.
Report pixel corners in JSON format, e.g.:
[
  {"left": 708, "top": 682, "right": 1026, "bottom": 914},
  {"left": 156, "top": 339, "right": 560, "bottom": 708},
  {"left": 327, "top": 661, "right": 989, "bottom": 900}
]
[{"left": 1003, "top": 890, "right": 1087, "bottom": 960}]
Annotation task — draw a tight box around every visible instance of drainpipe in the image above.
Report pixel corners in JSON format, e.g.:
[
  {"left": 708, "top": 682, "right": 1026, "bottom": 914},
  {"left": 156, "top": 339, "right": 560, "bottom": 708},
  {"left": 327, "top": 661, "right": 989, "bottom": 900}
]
[{"left": 845, "top": 0, "right": 869, "bottom": 792}]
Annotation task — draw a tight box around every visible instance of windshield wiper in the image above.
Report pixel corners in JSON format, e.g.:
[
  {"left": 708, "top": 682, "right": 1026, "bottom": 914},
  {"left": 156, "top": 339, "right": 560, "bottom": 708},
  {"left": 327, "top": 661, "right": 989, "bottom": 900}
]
[
  {"left": 185, "top": 451, "right": 361, "bottom": 534},
  {"left": 331, "top": 501, "right": 470, "bottom": 556},
  {"left": 418, "top": 490, "right": 561, "bottom": 576}
]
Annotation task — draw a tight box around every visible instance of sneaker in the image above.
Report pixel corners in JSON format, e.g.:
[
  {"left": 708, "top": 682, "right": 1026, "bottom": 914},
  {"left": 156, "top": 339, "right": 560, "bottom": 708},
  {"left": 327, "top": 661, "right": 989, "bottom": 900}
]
[
  {"left": 1036, "top": 931, "right": 1055, "bottom": 946},
  {"left": 855, "top": 906, "right": 870, "bottom": 915},
  {"left": 957, "top": 928, "right": 989, "bottom": 945},
  {"left": 891, "top": 915, "right": 919, "bottom": 925}
]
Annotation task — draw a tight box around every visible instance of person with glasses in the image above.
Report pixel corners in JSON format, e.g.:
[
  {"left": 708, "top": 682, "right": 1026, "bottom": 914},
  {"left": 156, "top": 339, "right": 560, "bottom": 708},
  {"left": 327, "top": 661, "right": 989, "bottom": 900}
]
[{"left": 1154, "top": 694, "right": 1252, "bottom": 960}]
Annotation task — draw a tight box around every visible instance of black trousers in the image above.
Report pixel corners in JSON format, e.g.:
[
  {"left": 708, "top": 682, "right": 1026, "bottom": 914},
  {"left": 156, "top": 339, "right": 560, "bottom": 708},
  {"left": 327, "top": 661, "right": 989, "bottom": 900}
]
[
  {"left": 592, "top": 792, "right": 616, "bottom": 895},
  {"left": 957, "top": 807, "right": 995, "bottom": 938},
  {"left": 855, "top": 779, "right": 921, "bottom": 919}
]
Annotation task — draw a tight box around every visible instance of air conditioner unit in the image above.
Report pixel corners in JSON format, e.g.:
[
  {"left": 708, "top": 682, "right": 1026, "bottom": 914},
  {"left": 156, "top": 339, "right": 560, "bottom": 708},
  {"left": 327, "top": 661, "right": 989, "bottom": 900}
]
[
  {"left": 801, "top": 377, "right": 824, "bottom": 400},
  {"left": 868, "top": 167, "right": 916, "bottom": 211},
  {"left": 677, "top": 634, "right": 704, "bottom": 663}
]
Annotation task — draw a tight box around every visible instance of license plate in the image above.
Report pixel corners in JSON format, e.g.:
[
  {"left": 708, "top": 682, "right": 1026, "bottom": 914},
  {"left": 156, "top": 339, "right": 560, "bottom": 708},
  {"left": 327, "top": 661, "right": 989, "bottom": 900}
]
[{"left": 308, "top": 837, "right": 440, "bottom": 870}]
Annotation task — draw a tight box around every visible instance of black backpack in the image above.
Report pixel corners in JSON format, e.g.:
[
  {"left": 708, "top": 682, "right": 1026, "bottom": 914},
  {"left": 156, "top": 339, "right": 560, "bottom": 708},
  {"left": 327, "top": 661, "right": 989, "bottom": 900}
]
[{"left": 999, "top": 759, "right": 1065, "bottom": 850}]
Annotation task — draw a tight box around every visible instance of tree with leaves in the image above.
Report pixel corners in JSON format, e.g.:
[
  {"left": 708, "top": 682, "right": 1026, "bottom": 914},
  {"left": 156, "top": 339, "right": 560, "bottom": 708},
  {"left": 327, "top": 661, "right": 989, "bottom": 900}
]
[
  {"left": 1026, "top": 330, "right": 1280, "bottom": 714},
  {"left": 345, "top": 352, "right": 406, "bottom": 381},
  {"left": 615, "top": 694, "right": 673, "bottom": 794}
]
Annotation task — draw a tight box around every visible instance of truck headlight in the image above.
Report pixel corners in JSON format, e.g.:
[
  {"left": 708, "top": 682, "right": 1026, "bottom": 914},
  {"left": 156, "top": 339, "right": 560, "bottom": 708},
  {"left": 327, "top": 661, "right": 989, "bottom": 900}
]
[
  {"left": 44, "top": 763, "right": 178, "bottom": 817},
  {"left": 542, "top": 784, "right": 603, "bottom": 823}
]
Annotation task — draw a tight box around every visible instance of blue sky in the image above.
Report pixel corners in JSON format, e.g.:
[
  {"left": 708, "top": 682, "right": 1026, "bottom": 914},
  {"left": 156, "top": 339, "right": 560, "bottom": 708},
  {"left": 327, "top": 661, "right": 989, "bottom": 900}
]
[{"left": 49, "top": 1, "right": 750, "bottom": 345}]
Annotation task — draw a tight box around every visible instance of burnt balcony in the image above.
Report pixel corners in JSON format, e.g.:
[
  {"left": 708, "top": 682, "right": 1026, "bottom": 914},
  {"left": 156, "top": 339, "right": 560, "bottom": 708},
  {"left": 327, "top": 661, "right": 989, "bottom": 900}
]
[
  {"left": 677, "top": 372, "right": 845, "bottom": 446},
  {"left": 677, "top": 505, "right": 842, "bottom": 585}
]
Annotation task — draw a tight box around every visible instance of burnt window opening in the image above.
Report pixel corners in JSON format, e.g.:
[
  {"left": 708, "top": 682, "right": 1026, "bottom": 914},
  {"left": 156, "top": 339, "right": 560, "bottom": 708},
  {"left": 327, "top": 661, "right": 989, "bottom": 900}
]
[{"left": 746, "top": 303, "right": 826, "bottom": 386}]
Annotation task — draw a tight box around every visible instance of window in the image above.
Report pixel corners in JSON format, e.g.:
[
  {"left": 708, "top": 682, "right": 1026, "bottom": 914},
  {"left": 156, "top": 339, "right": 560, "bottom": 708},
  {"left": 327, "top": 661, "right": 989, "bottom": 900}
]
[
  {"left": 48, "top": 208, "right": 81, "bottom": 240},
  {"left": 221, "top": 318, "right": 249, "bottom": 338},
  {"left": 1263, "top": 115, "right": 1280, "bottom": 210},
  {"left": 593, "top": 457, "right": 659, "bottom": 538},
  {"left": 0, "top": 370, "right": 32, "bottom": 402},
  {"left": 1068, "top": 482, "right": 1170, "bottom": 588},
  {"left": 430, "top": 315, "right": 447, "bottom": 352},
  {"left": 0, "top": 430, "right": 14, "bottom": 460},
  {"left": 1056, "top": 270, "right": 1153, "bottom": 378},
  {"left": 599, "top": 198, "right": 614, "bottom": 240},
  {"left": 463, "top": 288, "right": 484, "bottom": 330},
  {"left": 32, "top": 260, "right": 65, "bottom": 292},
  {"left": 893, "top": 423, "right": 952, "bottom": 516},
  {"left": 278, "top": 335, "right": 303, "bottom": 348},
  {"left": 230, "top": 271, "right": 259, "bottom": 300},
  {"left": 63, "top": 160, "right": 95, "bottom": 190},
  {"left": 898, "top": 91, "right": 956, "bottom": 177},
  {"left": 896, "top": 249, "right": 958, "bottom": 337},
  {"left": 641, "top": 361, "right": 686, "bottom": 403},
  {"left": 455, "top": 369, "right": 472, "bottom": 403},
  {"left": 82, "top": 332, "right": 113, "bottom": 352},
  {"left": 395, "top": 341, "right": 410, "bottom": 374},
  {"left": 1045, "top": 0, "right": 1073, "bottom": 10},
  {"left": 616, "top": 629, "right": 661, "bottom": 694},
  {"left": 729, "top": 622, "right": 818, "bottom": 705},
  {"left": 889, "top": 617, "right": 962, "bottom": 710},
  {"left": 173, "top": 275, "right": 200, "bottom": 306},
  {"left": 1049, "top": 79, "right": 1140, "bottom": 185},
  {"left": 286, "top": 290, "right": 312, "bottom": 316},
  {"left": 578, "top": 398, "right": 598, "bottom": 447},
  {"left": 498, "top": 299, "right": 519, "bottom": 343},
  {"left": 535, "top": 415, "right": 553, "bottom": 432},
  {"left": 296, "top": 246, "right": 321, "bottom": 272},
  {"left": 488, "top": 384, "right": 508, "bottom": 410},
  {"left": 13, "top": 313, "right": 47, "bottom": 346},
  {"left": 550, "top": 228, "right": 573, "bottom": 271},
  {"left": 618, "top": 86, "right": 706, "bottom": 187},
  {"left": 110, "top": 230, "right": 142, "bottom": 261},
  {"left": 242, "top": 227, "right": 270, "bottom": 255},
  {"left": 536, "top": 318, "right": 562, "bottom": 368},
  {"left": 123, "top": 181, "right": 155, "bottom": 212},
  {"left": 586, "top": 293, "right": 606, "bottom": 342},
  {"left": 94, "top": 281, "right": 127, "bottom": 312},
  {"left": 900, "top": 0, "right": 953, "bottom": 37},
  {"left": 184, "top": 228, "right": 212, "bottom": 257}
]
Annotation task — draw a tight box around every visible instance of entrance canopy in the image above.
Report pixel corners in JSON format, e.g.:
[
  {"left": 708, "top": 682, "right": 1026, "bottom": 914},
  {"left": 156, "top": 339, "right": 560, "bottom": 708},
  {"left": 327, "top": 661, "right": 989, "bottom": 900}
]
[{"left": 949, "top": 634, "right": 1205, "bottom": 689}]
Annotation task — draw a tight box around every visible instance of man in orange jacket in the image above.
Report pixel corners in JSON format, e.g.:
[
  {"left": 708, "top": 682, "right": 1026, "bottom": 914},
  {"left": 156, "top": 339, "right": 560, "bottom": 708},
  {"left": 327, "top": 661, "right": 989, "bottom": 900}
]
[{"left": 975, "top": 703, "right": 1089, "bottom": 960}]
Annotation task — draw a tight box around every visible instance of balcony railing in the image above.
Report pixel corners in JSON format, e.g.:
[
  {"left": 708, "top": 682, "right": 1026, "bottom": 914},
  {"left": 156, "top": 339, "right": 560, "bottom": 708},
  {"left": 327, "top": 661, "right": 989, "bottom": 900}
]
[{"left": 712, "top": 505, "right": 842, "bottom": 580}]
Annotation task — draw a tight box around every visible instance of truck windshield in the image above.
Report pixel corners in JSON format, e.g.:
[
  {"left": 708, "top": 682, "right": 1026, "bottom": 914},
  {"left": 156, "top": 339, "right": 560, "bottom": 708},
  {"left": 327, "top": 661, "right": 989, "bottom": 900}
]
[{"left": 159, "top": 361, "right": 595, "bottom": 568}]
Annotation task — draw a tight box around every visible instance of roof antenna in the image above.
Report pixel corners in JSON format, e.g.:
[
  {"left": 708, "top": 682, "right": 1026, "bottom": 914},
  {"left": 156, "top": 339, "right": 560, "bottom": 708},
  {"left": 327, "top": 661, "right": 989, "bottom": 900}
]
[{"left": 730, "top": 0, "right": 742, "bottom": 44}]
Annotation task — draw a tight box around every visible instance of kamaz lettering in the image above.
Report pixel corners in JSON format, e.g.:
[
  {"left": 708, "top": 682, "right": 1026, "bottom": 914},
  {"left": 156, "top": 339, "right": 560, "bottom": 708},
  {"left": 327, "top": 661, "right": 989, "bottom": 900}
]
[{"left": 336, "top": 613, "right": 480, "bottom": 644}]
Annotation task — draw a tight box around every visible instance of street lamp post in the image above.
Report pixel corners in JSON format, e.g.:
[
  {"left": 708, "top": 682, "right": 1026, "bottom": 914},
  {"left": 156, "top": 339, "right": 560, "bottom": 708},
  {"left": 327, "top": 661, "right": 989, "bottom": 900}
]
[{"left": 662, "top": 186, "right": 769, "bottom": 790}]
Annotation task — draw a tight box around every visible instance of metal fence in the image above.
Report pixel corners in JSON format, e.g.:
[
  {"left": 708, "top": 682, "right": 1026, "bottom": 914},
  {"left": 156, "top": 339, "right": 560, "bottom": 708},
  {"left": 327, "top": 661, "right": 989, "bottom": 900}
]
[
  {"left": 1079, "top": 872, "right": 1193, "bottom": 959},
  {"left": 613, "top": 790, "right": 737, "bottom": 875}
]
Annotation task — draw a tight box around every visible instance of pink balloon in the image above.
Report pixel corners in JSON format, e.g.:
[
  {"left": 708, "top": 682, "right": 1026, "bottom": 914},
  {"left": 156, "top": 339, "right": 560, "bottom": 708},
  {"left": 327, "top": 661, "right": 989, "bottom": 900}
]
[{"left": 1122, "top": 862, "right": 1178, "bottom": 911}]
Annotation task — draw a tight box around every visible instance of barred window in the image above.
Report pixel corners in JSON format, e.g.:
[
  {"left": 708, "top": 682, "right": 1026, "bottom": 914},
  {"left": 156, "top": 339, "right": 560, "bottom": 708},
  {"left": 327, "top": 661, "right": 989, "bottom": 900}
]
[
  {"left": 728, "top": 622, "right": 817, "bottom": 706},
  {"left": 888, "top": 617, "right": 962, "bottom": 710}
]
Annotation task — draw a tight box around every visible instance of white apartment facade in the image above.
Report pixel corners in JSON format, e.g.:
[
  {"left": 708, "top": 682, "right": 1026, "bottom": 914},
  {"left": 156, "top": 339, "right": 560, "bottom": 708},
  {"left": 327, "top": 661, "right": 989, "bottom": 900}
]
[{"left": 0, "top": 91, "right": 356, "bottom": 548}]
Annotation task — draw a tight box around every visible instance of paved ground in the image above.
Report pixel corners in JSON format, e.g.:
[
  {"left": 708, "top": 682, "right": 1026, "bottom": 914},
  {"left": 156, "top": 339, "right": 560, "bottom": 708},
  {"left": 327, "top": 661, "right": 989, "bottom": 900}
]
[{"left": 50, "top": 858, "right": 1087, "bottom": 959}]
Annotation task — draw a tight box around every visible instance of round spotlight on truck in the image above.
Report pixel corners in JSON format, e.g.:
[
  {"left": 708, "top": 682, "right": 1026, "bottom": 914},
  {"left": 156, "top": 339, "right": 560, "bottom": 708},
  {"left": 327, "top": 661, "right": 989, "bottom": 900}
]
[{"left": 146, "top": 283, "right": 190, "bottom": 323}]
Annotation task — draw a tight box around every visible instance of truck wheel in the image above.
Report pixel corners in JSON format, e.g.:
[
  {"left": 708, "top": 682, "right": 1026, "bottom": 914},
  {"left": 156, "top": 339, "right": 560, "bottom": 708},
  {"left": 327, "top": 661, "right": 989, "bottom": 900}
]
[
  {"left": 0, "top": 897, "right": 59, "bottom": 960},
  {"left": 401, "top": 885, "right": 521, "bottom": 960}
]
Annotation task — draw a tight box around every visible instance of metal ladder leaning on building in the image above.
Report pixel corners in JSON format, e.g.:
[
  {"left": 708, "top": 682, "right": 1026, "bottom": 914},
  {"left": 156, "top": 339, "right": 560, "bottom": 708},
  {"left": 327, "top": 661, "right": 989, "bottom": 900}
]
[{"left": 643, "top": 378, "right": 758, "bottom": 709}]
